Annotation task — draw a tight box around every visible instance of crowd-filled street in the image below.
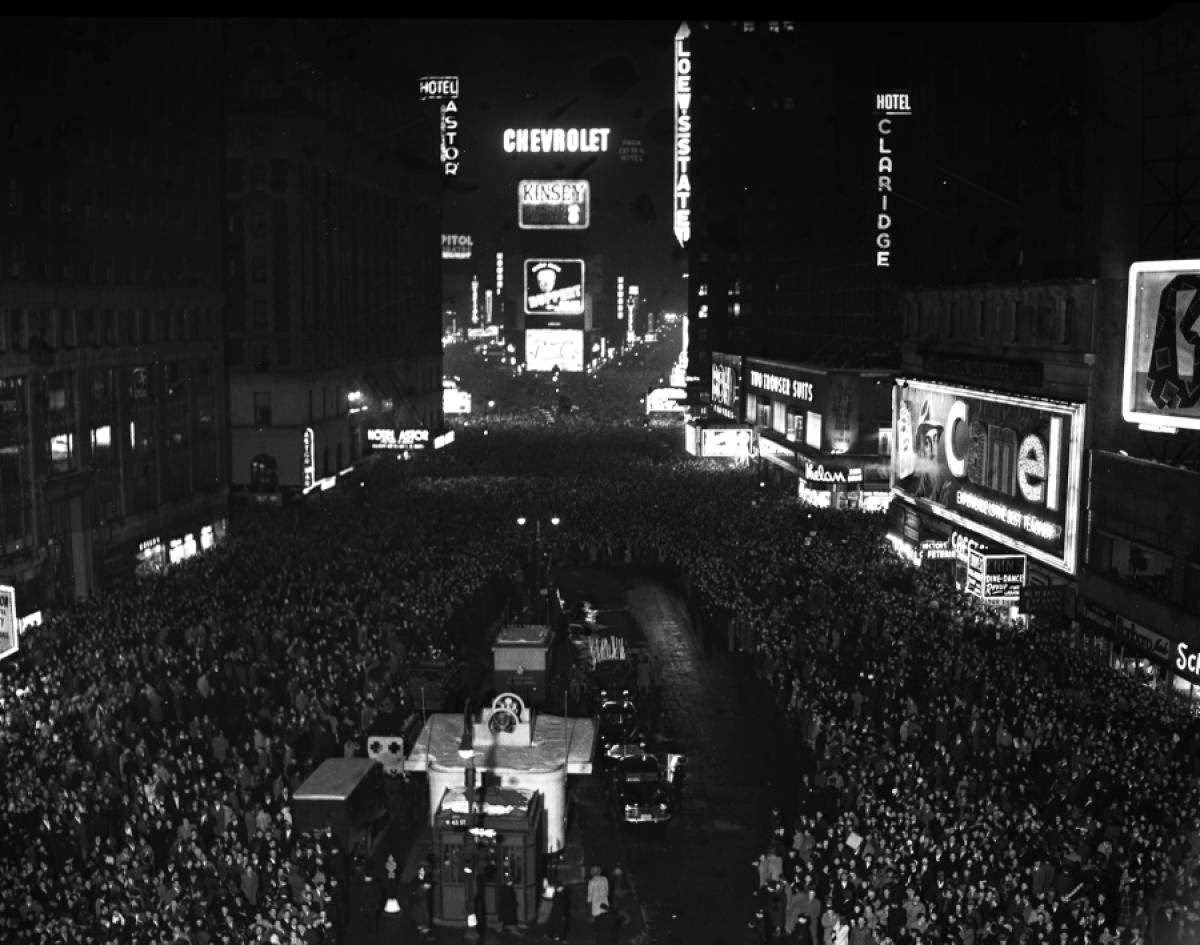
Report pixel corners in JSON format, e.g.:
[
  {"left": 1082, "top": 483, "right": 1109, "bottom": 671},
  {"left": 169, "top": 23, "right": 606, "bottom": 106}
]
[{"left": 1, "top": 331, "right": 1199, "bottom": 945}]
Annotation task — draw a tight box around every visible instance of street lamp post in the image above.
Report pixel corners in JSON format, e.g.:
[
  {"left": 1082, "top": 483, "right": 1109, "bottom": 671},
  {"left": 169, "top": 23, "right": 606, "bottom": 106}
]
[
  {"left": 459, "top": 702, "right": 482, "bottom": 940},
  {"left": 516, "top": 515, "right": 561, "bottom": 624}
]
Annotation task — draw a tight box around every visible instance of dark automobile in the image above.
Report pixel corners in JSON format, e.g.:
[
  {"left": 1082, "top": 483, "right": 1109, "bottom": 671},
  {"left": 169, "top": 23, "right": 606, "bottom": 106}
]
[
  {"left": 608, "top": 749, "right": 674, "bottom": 825},
  {"left": 595, "top": 691, "right": 641, "bottom": 755}
]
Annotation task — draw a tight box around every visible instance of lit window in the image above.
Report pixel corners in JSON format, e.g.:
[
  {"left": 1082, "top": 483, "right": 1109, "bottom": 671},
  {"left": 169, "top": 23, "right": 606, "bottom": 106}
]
[
  {"left": 91, "top": 425, "right": 111, "bottom": 450},
  {"left": 806, "top": 412, "right": 822, "bottom": 450},
  {"left": 50, "top": 432, "right": 73, "bottom": 470}
]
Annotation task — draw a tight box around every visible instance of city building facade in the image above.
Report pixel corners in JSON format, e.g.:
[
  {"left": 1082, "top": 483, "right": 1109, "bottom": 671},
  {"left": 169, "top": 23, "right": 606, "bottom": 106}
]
[
  {"left": 0, "top": 18, "right": 227, "bottom": 609},
  {"left": 224, "top": 19, "right": 443, "bottom": 501}
]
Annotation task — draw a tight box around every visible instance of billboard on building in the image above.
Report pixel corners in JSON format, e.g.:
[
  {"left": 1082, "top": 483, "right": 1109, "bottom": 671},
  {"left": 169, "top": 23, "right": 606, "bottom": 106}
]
[
  {"left": 0, "top": 584, "right": 15, "bottom": 662},
  {"left": 891, "top": 379, "right": 1086, "bottom": 574},
  {"left": 1123, "top": 259, "right": 1200, "bottom": 431},
  {"left": 525, "top": 328, "right": 584, "bottom": 373},
  {"left": 711, "top": 355, "right": 741, "bottom": 421},
  {"left": 442, "top": 234, "right": 473, "bottom": 260},
  {"left": 518, "top": 180, "right": 590, "bottom": 230},
  {"left": 524, "top": 259, "right": 584, "bottom": 317}
]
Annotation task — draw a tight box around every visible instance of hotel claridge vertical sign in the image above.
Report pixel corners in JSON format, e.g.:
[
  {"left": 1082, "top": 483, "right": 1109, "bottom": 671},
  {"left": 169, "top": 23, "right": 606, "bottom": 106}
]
[
  {"left": 874, "top": 91, "right": 911, "bottom": 267},
  {"left": 674, "top": 22, "right": 692, "bottom": 247}
]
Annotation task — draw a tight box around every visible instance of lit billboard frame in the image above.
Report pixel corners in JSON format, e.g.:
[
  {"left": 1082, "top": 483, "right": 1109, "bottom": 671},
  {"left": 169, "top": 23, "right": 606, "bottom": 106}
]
[
  {"left": 524, "top": 259, "right": 585, "bottom": 318},
  {"left": 0, "top": 584, "right": 16, "bottom": 662},
  {"left": 1122, "top": 259, "right": 1200, "bottom": 431},
  {"left": 525, "top": 328, "right": 584, "bottom": 373},
  {"left": 518, "top": 180, "right": 590, "bottom": 230},
  {"left": 890, "top": 379, "right": 1086, "bottom": 575}
]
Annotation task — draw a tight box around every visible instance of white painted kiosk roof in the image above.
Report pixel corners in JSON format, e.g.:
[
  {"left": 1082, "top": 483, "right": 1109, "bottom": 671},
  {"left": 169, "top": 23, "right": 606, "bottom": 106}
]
[
  {"left": 293, "top": 758, "right": 379, "bottom": 802},
  {"left": 405, "top": 713, "right": 595, "bottom": 776}
]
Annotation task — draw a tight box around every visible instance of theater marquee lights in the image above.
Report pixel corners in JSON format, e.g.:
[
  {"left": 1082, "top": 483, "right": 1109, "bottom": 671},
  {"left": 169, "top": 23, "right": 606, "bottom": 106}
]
[
  {"left": 442, "top": 234, "right": 473, "bottom": 260},
  {"left": 873, "top": 91, "right": 911, "bottom": 268},
  {"left": 891, "top": 379, "right": 1085, "bottom": 575},
  {"left": 502, "top": 127, "right": 611, "bottom": 154},
  {"left": 1123, "top": 259, "right": 1200, "bottom": 432},
  {"left": 673, "top": 21, "right": 692, "bottom": 247}
]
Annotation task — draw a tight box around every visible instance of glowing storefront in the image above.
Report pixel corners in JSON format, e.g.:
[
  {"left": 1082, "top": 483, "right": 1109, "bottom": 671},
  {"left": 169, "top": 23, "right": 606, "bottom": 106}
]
[{"left": 743, "top": 358, "right": 893, "bottom": 511}]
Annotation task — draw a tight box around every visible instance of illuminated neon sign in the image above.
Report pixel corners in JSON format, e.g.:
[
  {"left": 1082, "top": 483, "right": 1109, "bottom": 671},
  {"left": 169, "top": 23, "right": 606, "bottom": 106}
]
[
  {"left": 368, "top": 428, "right": 430, "bottom": 450},
  {"left": 518, "top": 180, "right": 590, "bottom": 230},
  {"left": 302, "top": 427, "right": 315, "bottom": 490},
  {"left": 873, "top": 91, "right": 911, "bottom": 268},
  {"left": 1123, "top": 260, "right": 1200, "bottom": 431},
  {"left": 418, "top": 76, "right": 462, "bottom": 177},
  {"left": 419, "top": 76, "right": 460, "bottom": 100},
  {"left": 892, "top": 379, "right": 1085, "bottom": 574},
  {"left": 502, "top": 128, "right": 611, "bottom": 153},
  {"left": 673, "top": 21, "right": 692, "bottom": 247},
  {"left": 442, "top": 234, "right": 473, "bottom": 260}
]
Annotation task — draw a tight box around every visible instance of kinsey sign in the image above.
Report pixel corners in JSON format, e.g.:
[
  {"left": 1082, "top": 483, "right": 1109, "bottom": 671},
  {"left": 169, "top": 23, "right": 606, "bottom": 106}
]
[
  {"left": 892, "top": 379, "right": 1086, "bottom": 574},
  {"left": 674, "top": 21, "right": 692, "bottom": 247},
  {"left": 503, "top": 128, "right": 611, "bottom": 154},
  {"left": 518, "top": 180, "right": 590, "bottom": 229},
  {"left": 748, "top": 368, "right": 815, "bottom": 402}
]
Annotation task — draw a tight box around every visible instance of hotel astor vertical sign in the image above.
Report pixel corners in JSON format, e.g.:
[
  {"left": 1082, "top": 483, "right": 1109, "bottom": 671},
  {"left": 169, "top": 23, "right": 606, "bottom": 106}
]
[
  {"left": 874, "top": 91, "right": 911, "bottom": 268},
  {"left": 418, "top": 75, "right": 461, "bottom": 177}
]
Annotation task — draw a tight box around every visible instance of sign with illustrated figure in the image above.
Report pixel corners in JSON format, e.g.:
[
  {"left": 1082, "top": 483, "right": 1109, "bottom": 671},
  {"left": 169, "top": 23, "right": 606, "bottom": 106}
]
[
  {"left": 524, "top": 259, "right": 585, "bottom": 318},
  {"left": 0, "top": 585, "right": 16, "bottom": 662},
  {"left": 891, "top": 379, "right": 1086, "bottom": 575},
  {"left": 1123, "top": 260, "right": 1200, "bottom": 431}
]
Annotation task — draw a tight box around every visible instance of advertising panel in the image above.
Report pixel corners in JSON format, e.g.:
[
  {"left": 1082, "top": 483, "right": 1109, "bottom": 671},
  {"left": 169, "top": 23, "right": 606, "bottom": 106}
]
[
  {"left": 443, "top": 388, "right": 472, "bottom": 415},
  {"left": 891, "top": 379, "right": 1085, "bottom": 574},
  {"left": 711, "top": 357, "right": 741, "bottom": 420},
  {"left": 525, "top": 328, "right": 584, "bottom": 373},
  {"left": 368, "top": 428, "right": 430, "bottom": 451},
  {"left": 965, "top": 552, "right": 1026, "bottom": 605},
  {"left": 701, "top": 426, "right": 753, "bottom": 459},
  {"left": 302, "top": 427, "right": 315, "bottom": 491},
  {"left": 524, "top": 259, "right": 585, "bottom": 322},
  {"left": 674, "top": 21, "right": 692, "bottom": 246},
  {"left": 518, "top": 180, "right": 590, "bottom": 230},
  {"left": 0, "top": 584, "right": 15, "bottom": 662},
  {"left": 442, "top": 234, "right": 473, "bottom": 260},
  {"left": 645, "top": 387, "right": 687, "bottom": 414},
  {"left": 1123, "top": 260, "right": 1200, "bottom": 431},
  {"left": 872, "top": 90, "right": 912, "bottom": 268}
]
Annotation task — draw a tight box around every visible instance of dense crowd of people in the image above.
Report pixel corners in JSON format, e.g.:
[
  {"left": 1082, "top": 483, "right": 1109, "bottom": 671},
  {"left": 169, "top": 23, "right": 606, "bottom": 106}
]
[{"left": 0, "top": 329, "right": 1195, "bottom": 945}]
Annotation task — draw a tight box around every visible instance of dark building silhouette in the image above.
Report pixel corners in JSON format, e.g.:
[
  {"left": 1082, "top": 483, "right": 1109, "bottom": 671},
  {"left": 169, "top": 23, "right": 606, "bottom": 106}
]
[
  {"left": 0, "top": 18, "right": 227, "bottom": 605},
  {"left": 223, "top": 19, "right": 443, "bottom": 499}
]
